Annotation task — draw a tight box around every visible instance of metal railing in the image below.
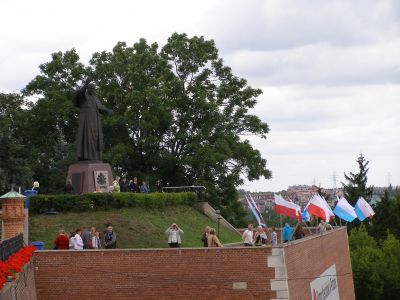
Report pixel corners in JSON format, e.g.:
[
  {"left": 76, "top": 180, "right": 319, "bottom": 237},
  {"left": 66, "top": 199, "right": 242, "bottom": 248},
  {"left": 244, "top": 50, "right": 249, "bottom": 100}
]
[
  {"left": 0, "top": 234, "right": 24, "bottom": 261},
  {"left": 162, "top": 186, "right": 206, "bottom": 201}
]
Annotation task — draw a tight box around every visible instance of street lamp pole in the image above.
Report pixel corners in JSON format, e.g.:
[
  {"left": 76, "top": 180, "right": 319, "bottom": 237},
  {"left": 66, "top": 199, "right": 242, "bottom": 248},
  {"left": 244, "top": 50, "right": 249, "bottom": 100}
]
[{"left": 215, "top": 210, "right": 221, "bottom": 237}]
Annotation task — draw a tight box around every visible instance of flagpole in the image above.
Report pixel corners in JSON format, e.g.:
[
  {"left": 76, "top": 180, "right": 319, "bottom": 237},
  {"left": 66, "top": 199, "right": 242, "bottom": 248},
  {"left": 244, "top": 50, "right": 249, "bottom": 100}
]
[
  {"left": 279, "top": 214, "right": 282, "bottom": 243},
  {"left": 303, "top": 221, "right": 312, "bottom": 235}
]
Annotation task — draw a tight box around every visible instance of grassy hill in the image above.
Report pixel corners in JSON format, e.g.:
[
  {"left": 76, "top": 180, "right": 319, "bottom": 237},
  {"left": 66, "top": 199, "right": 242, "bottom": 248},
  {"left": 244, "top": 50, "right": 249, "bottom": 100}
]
[{"left": 29, "top": 205, "right": 241, "bottom": 249}]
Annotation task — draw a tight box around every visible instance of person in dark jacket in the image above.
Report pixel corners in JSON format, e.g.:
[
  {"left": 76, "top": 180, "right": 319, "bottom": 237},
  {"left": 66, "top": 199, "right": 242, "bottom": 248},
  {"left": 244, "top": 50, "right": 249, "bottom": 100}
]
[
  {"left": 104, "top": 226, "right": 117, "bottom": 249},
  {"left": 201, "top": 226, "right": 211, "bottom": 247},
  {"left": 293, "top": 224, "right": 305, "bottom": 240},
  {"left": 129, "top": 177, "right": 140, "bottom": 193},
  {"left": 81, "top": 227, "right": 93, "bottom": 249},
  {"left": 120, "top": 177, "right": 129, "bottom": 192}
]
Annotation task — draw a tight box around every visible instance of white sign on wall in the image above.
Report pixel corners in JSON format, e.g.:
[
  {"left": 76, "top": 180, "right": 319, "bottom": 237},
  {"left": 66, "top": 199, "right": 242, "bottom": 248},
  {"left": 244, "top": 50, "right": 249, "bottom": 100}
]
[{"left": 310, "top": 264, "right": 339, "bottom": 300}]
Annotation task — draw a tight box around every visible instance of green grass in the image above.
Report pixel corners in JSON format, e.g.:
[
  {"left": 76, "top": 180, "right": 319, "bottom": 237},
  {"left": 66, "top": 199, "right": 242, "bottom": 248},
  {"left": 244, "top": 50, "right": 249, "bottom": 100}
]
[{"left": 29, "top": 205, "right": 241, "bottom": 249}]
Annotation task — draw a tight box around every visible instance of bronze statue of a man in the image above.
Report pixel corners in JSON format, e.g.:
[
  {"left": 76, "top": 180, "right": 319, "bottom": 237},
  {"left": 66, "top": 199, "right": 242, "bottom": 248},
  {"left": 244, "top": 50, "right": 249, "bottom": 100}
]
[{"left": 73, "top": 80, "right": 112, "bottom": 161}]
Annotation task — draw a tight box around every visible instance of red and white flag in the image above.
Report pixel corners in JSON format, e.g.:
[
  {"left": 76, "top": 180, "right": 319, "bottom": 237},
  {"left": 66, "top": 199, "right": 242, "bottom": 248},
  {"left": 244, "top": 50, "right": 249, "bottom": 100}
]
[
  {"left": 274, "top": 194, "right": 302, "bottom": 220},
  {"left": 305, "top": 195, "right": 335, "bottom": 222}
]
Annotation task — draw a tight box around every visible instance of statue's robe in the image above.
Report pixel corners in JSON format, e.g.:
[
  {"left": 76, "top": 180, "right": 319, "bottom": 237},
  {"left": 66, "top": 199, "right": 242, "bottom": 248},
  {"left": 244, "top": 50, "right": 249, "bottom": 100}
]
[{"left": 73, "top": 86, "right": 109, "bottom": 161}]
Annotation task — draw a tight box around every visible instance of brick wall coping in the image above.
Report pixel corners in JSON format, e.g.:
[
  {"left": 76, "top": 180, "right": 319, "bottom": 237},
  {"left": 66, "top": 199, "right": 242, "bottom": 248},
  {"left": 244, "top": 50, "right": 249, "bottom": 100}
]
[
  {"left": 34, "top": 246, "right": 271, "bottom": 253},
  {"left": 281, "top": 226, "right": 346, "bottom": 247}
]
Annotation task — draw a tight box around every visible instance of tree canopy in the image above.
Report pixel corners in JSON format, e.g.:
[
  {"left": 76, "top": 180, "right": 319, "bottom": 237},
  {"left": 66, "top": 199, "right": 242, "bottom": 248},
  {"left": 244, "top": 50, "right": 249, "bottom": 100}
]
[
  {"left": 2, "top": 33, "right": 272, "bottom": 224},
  {"left": 0, "top": 93, "right": 33, "bottom": 191}
]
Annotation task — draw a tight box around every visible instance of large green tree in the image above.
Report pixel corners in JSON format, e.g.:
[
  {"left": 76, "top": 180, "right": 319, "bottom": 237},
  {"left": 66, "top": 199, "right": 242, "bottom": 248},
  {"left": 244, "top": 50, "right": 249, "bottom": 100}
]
[
  {"left": 22, "top": 49, "right": 87, "bottom": 193},
  {"left": 20, "top": 33, "right": 271, "bottom": 223},
  {"left": 0, "top": 93, "right": 33, "bottom": 193}
]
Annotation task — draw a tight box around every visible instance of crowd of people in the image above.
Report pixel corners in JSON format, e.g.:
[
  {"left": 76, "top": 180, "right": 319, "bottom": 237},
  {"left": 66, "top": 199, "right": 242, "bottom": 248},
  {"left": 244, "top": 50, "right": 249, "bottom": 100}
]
[
  {"left": 24, "top": 177, "right": 150, "bottom": 195},
  {"left": 242, "top": 224, "right": 276, "bottom": 246},
  {"left": 53, "top": 225, "right": 117, "bottom": 250},
  {"left": 241, "top": 220, "right": 334, "bottom": 246},
  {"left": 53, "top": 223, "right": 224, "bottom": 250},
  {"left": 63, "top": 176, "right": 150, "bottom": 194},
  {"left": 53, "top": 221, "right": 333, "bottom": 250},
  {"left": 109, "top": 176, "right": 149, "bottom": 193}
]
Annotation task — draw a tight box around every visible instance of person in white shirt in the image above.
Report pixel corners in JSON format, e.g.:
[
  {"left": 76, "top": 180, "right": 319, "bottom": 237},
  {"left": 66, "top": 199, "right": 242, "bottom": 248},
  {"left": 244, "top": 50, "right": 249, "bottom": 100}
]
[
  {"left": 92, "top": 231, "right": 102, "bottom": 249},
  {"left": 73, "top": 228, "right": 84, "bottom": 250},
  {"left": 242, "top": 224, "right": 254, "bottom": 246},
  {"left": 318, "top": 220, "right": 333, "bottom": 233},
  {"left": 165, "top": 223, "right": 184, "bottom": 248}
]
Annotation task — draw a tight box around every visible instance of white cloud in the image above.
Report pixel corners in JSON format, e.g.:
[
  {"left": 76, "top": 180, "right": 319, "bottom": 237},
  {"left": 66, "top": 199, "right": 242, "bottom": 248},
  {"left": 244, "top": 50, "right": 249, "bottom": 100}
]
[
  {"left": 224, "top": 40, "right": 400, "bottom": 85},
  {"left": 242, "top": 84, "right": 400, "bottom": 191},
  {"left": 208, "top": 0, "right": 400, "bottom": 51}
]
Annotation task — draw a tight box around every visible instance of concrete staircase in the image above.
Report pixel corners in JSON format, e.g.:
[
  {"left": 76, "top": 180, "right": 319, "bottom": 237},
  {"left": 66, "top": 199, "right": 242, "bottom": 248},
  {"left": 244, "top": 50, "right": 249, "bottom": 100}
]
[{"left": 194, "top": 202, "right": 241, "bottom": 236}]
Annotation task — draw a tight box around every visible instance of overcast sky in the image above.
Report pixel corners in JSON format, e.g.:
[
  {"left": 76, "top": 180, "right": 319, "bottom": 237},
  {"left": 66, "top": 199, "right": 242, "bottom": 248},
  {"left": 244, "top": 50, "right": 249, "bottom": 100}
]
[{"left": 1, "top": 0, "right": 399, "bottom": 191}]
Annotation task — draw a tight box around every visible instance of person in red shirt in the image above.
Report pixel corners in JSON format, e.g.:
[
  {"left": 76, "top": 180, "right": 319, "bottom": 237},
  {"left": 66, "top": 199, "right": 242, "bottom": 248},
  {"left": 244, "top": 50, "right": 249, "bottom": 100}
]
[{"left": 54, "top": 230, "right": 70, "bottom": 250}]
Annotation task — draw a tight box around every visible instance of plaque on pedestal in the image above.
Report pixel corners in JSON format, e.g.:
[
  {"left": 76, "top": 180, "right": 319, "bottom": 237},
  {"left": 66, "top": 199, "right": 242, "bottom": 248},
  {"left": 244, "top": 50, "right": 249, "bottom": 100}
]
[{"left": 66, "top": 161, "right": 113, "bottom": 194}]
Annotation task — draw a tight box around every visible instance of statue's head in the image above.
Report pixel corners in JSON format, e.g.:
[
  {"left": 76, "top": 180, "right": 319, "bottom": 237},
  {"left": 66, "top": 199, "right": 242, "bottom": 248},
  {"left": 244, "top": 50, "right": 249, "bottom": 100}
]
[{"left": 87, "top": 83, "right": 96, "bottom": 95}]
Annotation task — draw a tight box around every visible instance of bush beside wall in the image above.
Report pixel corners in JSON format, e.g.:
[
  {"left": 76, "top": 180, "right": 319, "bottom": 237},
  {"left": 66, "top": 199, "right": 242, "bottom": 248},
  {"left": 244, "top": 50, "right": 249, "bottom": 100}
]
[{"left": 29, "top": 192, "right": 197, "bottom": 214}]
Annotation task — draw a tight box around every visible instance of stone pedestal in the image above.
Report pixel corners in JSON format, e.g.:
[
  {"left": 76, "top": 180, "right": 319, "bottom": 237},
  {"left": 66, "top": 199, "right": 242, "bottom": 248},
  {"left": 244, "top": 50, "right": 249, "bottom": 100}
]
[
  {"left": 0, "top": 191, "right": 26, "bottom": 241},
  {"left": 66, "top": 161, "right": 114, "bottom": 194}
]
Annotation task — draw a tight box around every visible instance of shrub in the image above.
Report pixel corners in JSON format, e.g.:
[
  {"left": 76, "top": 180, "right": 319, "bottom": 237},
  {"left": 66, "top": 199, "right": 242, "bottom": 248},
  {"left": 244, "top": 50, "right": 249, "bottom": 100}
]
[{"left": 29, "top": 192, "right": 198, "bottom": 214}]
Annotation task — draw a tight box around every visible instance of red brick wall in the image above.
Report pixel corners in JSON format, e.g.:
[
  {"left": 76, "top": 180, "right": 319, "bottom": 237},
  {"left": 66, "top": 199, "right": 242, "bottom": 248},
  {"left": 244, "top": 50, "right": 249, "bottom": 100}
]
[
  {"left": 284, "top": 228, "right": 355, "bottom": 300},
  {"left": 0, "top": 261, "right": 37, "bottom": 300},
  {"left": 32, "top": 228, "right": 354, "bottom": 300},
  {"left": 34, "top": 248, "right": 276, "bottom": 300}
]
